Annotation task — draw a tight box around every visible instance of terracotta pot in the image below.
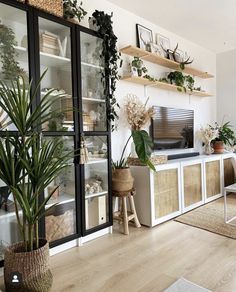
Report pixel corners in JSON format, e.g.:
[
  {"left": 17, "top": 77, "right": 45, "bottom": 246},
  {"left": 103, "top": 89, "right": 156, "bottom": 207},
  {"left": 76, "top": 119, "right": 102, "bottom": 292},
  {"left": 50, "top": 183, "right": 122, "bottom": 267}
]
[
  {"left": 4, "top": 239, "right": 53, "bottom": 292},
  {"left": 213, "top": 141, "right": 224, "bottom": 154},
  {"left": 112, "top": 167, "right": 134, "bottom": 192}
]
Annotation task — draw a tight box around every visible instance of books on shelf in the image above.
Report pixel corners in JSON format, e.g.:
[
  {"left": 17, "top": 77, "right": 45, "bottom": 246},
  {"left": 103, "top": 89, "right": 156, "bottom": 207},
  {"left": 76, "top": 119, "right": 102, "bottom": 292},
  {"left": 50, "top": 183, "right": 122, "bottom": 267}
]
[{"left": 40, "top": 31, "right": 60, "bottom": 56}]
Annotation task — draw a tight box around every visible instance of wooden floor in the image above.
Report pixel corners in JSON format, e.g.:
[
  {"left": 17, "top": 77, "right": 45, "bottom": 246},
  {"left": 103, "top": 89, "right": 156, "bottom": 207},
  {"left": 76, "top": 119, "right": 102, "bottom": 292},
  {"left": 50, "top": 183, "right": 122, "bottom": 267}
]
[{"left": 1, "top": 221, "right": 236, "bottom": 291}]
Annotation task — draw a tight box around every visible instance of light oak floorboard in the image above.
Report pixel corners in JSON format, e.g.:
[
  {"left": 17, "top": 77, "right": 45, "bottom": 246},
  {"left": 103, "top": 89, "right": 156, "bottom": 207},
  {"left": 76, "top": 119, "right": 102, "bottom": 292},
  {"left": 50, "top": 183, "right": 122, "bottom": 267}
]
[{"left": 1, "top": 221, "right": 236, "bottom": 291}]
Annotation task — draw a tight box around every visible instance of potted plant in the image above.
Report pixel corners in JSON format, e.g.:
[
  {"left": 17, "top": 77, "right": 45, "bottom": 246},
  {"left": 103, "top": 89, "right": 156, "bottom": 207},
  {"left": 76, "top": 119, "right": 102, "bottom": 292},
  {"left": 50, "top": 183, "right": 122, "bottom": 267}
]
[
  {"left": 63, "top": 0, "right": 87, "bottom": 23},
  {"left": 89, "top": 10, "right": 121, "bottom": 130},
  {"left": 130, "top": 57, "right": 147, "bottom": 77},
  {"left": 0, "top": 71, "right": 74, "bottom": 291},
  {"left": 112, "top": 94, "right": 155, "bottom": 192},
  {"left": 167, "top": 71, "right": 195, "bottom": 92},
  {"left": 211, "top": 122, "right": 235, "bottom": 154},
  {"left": 0, "top": 22, "right": 27, "bottom": 81}
]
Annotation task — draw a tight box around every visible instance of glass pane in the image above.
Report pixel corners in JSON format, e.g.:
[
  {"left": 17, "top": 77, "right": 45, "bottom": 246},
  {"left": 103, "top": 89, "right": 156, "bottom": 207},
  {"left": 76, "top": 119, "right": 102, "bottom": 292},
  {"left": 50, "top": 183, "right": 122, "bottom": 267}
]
[
  {"left": 84, "top": 136, "right": 109, "bottom": 230},
  {"left": 0, "top": 3, "right": 29, "bottom": 131},
  {"left": 80, "top": 32, "right": 107, "bottom": 131},
  {"left": 44, "top": 136, "right": 76, "bottom": 242},
  {"left": 38, "top": 18, "right": 74, "bottom": 132},
  {"left": 0, "top": 182, "right": 20, "bottom": 261}
]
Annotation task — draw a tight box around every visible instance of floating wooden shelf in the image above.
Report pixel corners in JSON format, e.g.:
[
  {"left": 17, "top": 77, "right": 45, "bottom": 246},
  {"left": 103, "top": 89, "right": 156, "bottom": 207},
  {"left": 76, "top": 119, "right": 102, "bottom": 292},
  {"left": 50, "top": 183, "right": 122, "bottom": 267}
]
[
  {"left": 120, "top": 45, "right": 214, "bottom": 79},
  {"left": 121, "top": 76, "right": 213, "bottom": 97}
]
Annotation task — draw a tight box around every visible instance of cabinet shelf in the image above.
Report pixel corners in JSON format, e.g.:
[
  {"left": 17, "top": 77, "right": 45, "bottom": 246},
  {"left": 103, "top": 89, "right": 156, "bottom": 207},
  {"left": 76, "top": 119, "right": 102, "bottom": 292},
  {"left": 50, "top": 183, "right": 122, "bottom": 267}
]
[
  {"left": 85, "top": 191, "right": 108, "bottom": 200},
  {"left": 121, "top": 76, "right": 213, "bottom": 97},
  {"left": 81, "top": 62, "right": 104, "bottom": 70},
  {"left": 82, "top": 97, "right": 106, "bottom": 103},
  {"left": 86, "top": 158, "right": 107, "bottom": 165},
  {"left": 120, "top": 45, "right": 214, "bottom": 79},
  {"left": 15, "top": 46, "right": 71, "bottom": 69}
]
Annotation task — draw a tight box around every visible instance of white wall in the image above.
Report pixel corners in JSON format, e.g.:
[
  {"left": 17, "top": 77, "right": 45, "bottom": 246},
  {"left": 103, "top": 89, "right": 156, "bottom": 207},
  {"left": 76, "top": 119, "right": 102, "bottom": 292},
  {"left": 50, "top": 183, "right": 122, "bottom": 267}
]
[
  {"left": 217, "top": 49, "right": 236, "bottom": 130},
  {"left": 81, "top": 0, "right": 217, "bottom": 160}
]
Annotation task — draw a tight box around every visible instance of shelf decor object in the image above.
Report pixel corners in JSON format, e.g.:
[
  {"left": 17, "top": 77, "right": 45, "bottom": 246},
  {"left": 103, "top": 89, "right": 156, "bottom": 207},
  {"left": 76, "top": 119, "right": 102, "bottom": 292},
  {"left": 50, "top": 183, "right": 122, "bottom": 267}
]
[
  {"left": 121, "top": 76, "right": 213, "bottom": 97},
  {"left": 120, "top": 45, "right": 214, "bottom": 79},
  {"left": 26, "top": 0, "right": 63, "bottom": 17}
]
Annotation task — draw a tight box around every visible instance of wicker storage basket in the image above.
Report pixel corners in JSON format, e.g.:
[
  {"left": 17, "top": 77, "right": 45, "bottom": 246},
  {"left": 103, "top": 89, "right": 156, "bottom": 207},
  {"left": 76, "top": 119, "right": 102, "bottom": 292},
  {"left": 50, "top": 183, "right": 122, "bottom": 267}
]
[
  {"left": 46, "top": 209, "right": 75, "bottom": 242},
  {"left": 26, "top": 0, "right": 63, "bottom": 18},
  {"left": 4, "top": 239, "right": 52, "bottom": 292},
  {"left": 127, "top": 155, "right": 168, "bottom": 166}
]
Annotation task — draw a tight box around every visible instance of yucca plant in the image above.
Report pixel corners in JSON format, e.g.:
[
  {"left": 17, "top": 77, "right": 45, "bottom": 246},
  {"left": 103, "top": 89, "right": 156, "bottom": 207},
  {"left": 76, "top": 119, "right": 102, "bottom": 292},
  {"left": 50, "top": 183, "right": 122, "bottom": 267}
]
[{"left": 0, "top": 71, "right": 74, "bottom": 252}]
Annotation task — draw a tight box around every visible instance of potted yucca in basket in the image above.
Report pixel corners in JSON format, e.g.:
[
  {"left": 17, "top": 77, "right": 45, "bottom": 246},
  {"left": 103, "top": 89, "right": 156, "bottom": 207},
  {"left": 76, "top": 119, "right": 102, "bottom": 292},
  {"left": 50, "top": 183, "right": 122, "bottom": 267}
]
[{"left": 0, "top": 71, "right": 75, "bottom": 292}]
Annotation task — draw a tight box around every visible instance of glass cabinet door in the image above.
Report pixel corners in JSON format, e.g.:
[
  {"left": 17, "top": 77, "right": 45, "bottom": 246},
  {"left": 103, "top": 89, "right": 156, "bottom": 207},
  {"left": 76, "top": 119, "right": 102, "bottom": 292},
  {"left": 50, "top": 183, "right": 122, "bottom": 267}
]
[
  {"left": 0, "top": 3, "right": 29, "bottom": 131},
  {"left": 0, "top": 3, "right": 29, "bottom": 260},
  {"left": 38, "top": 18, "right": 77, "bottom": 242},
  {"left": 80, "top": 32, "right": 107, "bottom": 132},
  {"left": 84, "top": 136, "right": 109, "bottom": 230}
]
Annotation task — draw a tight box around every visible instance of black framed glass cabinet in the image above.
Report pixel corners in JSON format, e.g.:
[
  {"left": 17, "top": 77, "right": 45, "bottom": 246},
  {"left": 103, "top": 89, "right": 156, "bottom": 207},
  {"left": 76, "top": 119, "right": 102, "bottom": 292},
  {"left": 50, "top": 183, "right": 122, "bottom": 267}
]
[{"left": 0, "top": 0, "right": 112, "bottom": 266}]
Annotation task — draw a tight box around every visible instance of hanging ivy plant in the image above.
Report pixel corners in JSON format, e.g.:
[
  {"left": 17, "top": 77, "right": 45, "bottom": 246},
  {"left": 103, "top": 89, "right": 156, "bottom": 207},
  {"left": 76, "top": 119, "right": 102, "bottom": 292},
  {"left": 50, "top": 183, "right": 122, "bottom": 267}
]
[
  {"left": 0, "top": 23, "right": 25, "bottom": 81},
  {"left": 91, "top": 10, "right": 121, "bottom": 130}
]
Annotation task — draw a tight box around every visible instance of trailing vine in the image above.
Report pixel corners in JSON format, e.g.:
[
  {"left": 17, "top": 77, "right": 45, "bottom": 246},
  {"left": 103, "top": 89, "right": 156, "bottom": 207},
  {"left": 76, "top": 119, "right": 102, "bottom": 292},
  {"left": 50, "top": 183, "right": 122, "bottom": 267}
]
[
  {"left": 91, "top": 10, "right": 121, "bottom": 130},
  {"left": 0, "top": 23, "right": 24, "bottom": 80}
]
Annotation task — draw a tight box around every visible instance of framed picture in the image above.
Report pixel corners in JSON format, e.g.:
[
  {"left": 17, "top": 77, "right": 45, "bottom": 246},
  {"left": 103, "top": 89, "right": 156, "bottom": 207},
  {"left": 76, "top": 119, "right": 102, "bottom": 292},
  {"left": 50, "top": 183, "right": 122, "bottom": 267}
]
[
  {"left": 150, "top": 43, "right": 163, "bottom": 56},
  {"left": 136, "top": 24, "right": 153, "bottom": 52},
  {"left": 156, "top": 33, "right": 170, "bottom": 51}
]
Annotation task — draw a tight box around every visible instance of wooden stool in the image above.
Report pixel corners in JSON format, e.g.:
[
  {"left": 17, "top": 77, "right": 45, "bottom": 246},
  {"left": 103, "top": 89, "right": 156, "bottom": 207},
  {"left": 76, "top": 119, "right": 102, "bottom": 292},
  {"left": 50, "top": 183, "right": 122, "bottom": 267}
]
[{"left": 112, "top": 188, "right": 141, "bottom": 235}]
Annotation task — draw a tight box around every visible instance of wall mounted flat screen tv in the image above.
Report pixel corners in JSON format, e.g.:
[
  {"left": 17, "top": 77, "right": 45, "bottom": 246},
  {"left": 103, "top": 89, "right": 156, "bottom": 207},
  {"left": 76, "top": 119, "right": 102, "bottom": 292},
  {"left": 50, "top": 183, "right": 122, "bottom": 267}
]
[{"left": 151, "top": 106, "right": 194, "bottom": 150}]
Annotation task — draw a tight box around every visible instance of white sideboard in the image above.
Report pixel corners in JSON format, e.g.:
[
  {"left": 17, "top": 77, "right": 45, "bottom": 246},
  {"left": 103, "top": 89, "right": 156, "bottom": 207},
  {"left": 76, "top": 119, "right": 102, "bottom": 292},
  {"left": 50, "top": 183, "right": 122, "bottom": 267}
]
[{"left": 131, "top": 153, "right": 235, "bottom": 227}]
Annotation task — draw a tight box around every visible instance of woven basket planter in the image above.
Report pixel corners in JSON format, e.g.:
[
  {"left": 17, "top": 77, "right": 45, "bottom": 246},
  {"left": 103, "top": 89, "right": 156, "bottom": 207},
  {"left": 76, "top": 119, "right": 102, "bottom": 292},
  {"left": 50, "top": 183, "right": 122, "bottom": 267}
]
[
  {"left": 26, "top": 0, "right": 63, "bottom": 18},
  {"left": 112, "top": 168, "right": 134, "bottom": 192},
  {"left": 4, "top": 239, "right": 53, "bottom": 292}
]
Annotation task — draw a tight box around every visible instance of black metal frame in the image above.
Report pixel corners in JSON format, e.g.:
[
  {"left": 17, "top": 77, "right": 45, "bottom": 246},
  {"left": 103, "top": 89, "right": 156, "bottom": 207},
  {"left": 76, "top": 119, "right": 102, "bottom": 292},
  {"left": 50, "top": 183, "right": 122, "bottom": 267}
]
[{"left": 0, "top": 0, "right": 113, "bottom": 265}]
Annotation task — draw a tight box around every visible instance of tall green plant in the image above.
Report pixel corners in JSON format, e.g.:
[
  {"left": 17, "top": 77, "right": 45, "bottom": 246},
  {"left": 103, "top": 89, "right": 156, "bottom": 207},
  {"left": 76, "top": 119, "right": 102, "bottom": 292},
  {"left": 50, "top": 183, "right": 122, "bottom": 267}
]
[{"left": 0, "top": 71, "right": 74, "bottom": 252}]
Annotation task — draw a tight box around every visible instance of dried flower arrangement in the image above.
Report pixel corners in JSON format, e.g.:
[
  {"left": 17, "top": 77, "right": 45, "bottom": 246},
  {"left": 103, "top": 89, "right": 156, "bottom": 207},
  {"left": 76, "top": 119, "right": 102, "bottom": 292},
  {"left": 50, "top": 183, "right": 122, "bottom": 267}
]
[
  {"left": 198, "top": 125, "right": 219, "bottom": 154},
  {"left": 112, "top": 94, "right": 155, "bottom": 170},
  {"left": 124, "top": 94, "right": 154, "bottom": 130}
]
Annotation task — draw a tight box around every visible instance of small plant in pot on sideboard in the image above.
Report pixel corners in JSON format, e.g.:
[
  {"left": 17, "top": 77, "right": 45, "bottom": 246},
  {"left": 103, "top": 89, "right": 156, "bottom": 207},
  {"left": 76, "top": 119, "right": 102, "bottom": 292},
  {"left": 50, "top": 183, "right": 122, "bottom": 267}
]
[
  {"left": 112, "top": 94, "right": 155, "bottom": 192},
  {"left": 210, "top": 121, "right": 235, "bottom": 154},
  {"left": 0, "top": 72, "right": 75, "bottom": 291}
]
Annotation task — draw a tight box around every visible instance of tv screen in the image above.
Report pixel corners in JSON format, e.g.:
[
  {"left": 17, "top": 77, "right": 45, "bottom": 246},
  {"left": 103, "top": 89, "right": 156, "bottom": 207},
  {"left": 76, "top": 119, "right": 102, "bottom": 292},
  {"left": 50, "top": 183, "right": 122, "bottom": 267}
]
[{"left": 151, "top": 106, "right": 194, "bottom": 150}]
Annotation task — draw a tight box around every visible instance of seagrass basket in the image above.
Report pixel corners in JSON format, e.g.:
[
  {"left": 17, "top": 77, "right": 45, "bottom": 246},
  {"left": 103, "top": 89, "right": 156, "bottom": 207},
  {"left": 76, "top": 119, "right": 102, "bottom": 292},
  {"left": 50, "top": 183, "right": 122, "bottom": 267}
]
[
  {"left": 26, "top": 0, "right": 63, "bottom": 18},
  {"left": 4, "top": 239, "right": 53, "bottom": 292}
]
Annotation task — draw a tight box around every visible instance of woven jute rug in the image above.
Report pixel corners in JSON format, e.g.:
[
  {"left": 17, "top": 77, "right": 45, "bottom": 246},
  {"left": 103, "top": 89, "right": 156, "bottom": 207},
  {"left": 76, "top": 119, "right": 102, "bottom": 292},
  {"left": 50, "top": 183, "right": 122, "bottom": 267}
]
[{"left": 175, "top": 194, "right": 236, "bottom": 239}]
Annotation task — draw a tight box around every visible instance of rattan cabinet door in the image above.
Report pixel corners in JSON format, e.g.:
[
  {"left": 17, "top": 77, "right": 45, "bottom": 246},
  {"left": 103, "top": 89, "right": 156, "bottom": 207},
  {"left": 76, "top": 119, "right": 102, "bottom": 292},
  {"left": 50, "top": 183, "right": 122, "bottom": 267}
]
[
  {"left": 205, "top": 160, "right": 221, "bottom": 198},
  {"left": 183, "top": 163, "right": 202, "bottom": 207},
  {"left": 154, "top": 168, "right": 179, "bottom": 219}
]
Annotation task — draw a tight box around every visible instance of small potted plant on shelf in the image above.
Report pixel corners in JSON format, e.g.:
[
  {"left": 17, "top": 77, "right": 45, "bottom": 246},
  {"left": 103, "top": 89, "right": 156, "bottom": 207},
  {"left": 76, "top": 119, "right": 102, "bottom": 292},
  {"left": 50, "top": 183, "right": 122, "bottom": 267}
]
[
  {"left": 63, "top": 0, "right": 87, "bottom": 23},
  {"left": 0, "top": 71, "right": 75, "bottom": 291},
  {"left": 210, "top": 121, "right": 235, "bottom": 154},
  {"left": 112, "top": 94, "right": 155, "bottom": 192},
  {"left": 130, "top": 57, "right": 147, "bottom": 77}
]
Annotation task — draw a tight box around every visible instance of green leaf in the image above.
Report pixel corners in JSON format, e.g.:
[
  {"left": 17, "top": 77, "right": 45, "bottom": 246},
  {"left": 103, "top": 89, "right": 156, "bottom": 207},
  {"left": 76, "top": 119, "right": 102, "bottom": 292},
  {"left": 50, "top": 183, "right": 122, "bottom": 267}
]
[{"left": 132, "top": 130, "right": 155, "bottom": 170}]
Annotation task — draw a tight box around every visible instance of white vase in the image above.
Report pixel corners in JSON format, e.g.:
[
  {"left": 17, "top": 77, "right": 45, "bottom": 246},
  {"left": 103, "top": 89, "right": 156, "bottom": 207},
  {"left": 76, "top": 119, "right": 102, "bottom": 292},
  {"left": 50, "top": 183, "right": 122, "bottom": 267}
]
[{"left": 204, "top": 141, "right": 214, "bottom": 155}]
